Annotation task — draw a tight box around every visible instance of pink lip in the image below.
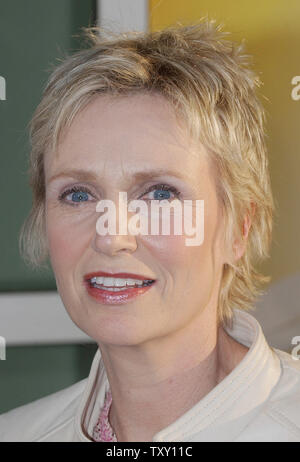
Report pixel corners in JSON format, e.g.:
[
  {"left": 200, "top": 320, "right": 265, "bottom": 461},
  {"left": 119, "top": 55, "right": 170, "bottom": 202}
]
[
  {"left": 83, "top": 271, "right": 156, "bottom": 305},
  {"left": 84, "top": 271, "right": 154, "bottom": 281}
]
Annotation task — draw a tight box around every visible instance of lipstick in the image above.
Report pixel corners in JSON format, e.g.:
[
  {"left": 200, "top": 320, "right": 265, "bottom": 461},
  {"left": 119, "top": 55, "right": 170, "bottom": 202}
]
[{"left": 83, "top": 271, "right": 156, "bottom": 305}]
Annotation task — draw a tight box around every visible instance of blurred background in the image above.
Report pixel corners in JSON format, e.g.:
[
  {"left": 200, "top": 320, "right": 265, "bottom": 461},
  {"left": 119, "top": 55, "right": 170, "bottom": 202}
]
[{"left": 0, "top": 0, "right": 299, "bottom": 413}]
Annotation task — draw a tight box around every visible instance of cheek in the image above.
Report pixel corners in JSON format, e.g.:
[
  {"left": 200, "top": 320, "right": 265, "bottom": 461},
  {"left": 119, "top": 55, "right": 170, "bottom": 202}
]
[
  {"left": 141, "top": 200, "right": 224, "bottom": 285},
  {"left": 141, "top": 233, "right": 187, "bottom": 261},
  {"left": 140, "top": 233, "right": 211, "bottom": 274},
  {"left": 46, "top": 207, "right": 93, "bottom": 273},
  {"left": 142, "top": 201, "right": 219, "bottom": 262}
]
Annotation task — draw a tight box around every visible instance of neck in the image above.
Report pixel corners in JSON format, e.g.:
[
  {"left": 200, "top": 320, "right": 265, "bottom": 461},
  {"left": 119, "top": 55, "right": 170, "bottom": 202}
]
[{"left": 98, "top": 311, "right": 248, "bottom": 442}]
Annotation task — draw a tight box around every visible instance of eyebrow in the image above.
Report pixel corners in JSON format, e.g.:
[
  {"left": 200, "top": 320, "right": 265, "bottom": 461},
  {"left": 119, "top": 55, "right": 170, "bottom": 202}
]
[{"left": 47, "top": 168, "right": 187, "bottom": 186}]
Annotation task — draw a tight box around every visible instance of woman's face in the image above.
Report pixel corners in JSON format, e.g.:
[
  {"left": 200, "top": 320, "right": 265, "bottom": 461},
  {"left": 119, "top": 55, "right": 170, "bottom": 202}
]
[{"left": 44, "top": 93, "right": 230, "bottom": 346}]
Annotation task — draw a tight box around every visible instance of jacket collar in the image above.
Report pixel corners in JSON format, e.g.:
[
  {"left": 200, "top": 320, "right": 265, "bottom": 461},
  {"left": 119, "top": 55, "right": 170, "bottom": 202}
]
[{"left": 74, "top": 309, "right": 282, "bottom": 442}]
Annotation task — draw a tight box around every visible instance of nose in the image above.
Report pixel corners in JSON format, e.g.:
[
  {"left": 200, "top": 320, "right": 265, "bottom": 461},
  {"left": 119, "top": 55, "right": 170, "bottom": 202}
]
[
  {"left": 91, "top": 232, "right": 138, "bottom": 256},
  {"left": 91, "top": 198, "right": 138, "bottom": 256}
]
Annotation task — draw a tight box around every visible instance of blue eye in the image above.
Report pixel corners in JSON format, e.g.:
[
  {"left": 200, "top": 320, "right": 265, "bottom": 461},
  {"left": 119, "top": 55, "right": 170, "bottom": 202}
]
[
  {"left": 143, "top": 184, "right": 180, "bottom": 201},
  {"left": 153, "top": 189, "right": 171, "bottom": 200},
  {"left": 59, "top": 186, "right": 93, "bottom": 205},
  {"left": 71, "top": 191, "right": 89, "bottom": 202}
]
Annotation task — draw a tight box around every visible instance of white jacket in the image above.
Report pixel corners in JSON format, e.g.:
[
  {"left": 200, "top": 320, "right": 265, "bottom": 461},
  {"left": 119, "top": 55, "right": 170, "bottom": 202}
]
[{"left": 1, "top": 309, "right": 300, "bottom": 442}]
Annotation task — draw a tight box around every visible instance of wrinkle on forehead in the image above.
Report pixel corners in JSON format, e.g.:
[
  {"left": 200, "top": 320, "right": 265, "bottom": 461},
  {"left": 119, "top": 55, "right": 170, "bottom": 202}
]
[
  {"left": 45, "top": 92, "right": 210, "bottom": 191},
  {"left": 52, "top": 92, "right": 206, "bottom": 156}
]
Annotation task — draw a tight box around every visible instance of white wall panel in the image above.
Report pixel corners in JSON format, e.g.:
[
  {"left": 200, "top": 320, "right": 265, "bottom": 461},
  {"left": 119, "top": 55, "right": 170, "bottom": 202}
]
[
  {"left": 0, "top": 292, "right": 92, "bottom": 346},
  {"left": 98, "top": 0, "right": 148, "bottom": 33}
]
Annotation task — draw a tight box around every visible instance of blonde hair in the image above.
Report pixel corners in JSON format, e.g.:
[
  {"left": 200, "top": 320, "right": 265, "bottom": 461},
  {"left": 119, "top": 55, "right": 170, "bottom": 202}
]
[{"left": 19, "top": 18, "right": 275, "bottom": 326}]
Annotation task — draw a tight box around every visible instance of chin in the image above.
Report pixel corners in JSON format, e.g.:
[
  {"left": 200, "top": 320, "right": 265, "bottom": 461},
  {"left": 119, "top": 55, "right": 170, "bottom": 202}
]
[{"left": 71, "top": 309, "right": 153, "bottom": 347}]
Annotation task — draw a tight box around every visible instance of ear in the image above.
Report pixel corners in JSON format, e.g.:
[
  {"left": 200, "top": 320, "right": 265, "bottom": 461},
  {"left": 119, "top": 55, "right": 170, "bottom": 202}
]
[{"left": 232, "top": 203, "right": 256, "bottom": 262}]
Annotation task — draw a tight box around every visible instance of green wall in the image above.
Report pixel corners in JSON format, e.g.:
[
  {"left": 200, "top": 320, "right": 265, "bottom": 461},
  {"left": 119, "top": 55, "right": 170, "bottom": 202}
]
[
  {"left": 0, "top": 0, "right": 98, "bottom": 414},
  {"left": 0, "top": 343, "right": 98, "bottom": 414},
  {"left": 0, "top": 0, "right": 96, "bottom": 291}
]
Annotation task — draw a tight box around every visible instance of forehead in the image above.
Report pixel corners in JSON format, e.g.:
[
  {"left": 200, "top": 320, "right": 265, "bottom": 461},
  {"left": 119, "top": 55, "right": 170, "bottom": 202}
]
[{"left": 45, "top": 93, "right": 211, "bottom": 186}]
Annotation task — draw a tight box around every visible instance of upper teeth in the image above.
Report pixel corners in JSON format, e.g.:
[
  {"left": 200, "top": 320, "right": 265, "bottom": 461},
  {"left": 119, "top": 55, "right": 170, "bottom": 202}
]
[{"left": 90, "top": 277, "right": 145, "bottom": 287}]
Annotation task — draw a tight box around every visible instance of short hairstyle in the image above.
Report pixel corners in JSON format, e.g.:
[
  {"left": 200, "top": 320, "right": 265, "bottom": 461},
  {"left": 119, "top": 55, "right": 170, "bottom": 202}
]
[{"left": 19, "top": 18, "right": 275, "bottom": 326}]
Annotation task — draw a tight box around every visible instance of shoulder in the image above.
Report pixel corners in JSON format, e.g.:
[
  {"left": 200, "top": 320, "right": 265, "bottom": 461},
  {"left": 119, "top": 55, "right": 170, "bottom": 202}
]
[
  {"left": 264, "top": 348, "right": 300, "bottom": 439},
  {"left": 0, "top": 378, "right": 87, "bottom": 442},
  {"left": 235, "top": 348, "right": 300, "bottom": 442}
]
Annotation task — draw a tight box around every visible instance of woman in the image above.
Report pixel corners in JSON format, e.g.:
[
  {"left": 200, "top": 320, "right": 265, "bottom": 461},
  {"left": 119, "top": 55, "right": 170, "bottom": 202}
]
[{"left": 1, "top": 19, "right": 299, "bottom": 442}]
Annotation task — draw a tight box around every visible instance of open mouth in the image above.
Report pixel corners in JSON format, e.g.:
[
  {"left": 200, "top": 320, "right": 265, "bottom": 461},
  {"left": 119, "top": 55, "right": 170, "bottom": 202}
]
[
  {"left": 83, "top": 272, "right": 157, "bottom": 304},
  {"left": 88, "top": 276, "right": 156, "bottom": 292}
]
